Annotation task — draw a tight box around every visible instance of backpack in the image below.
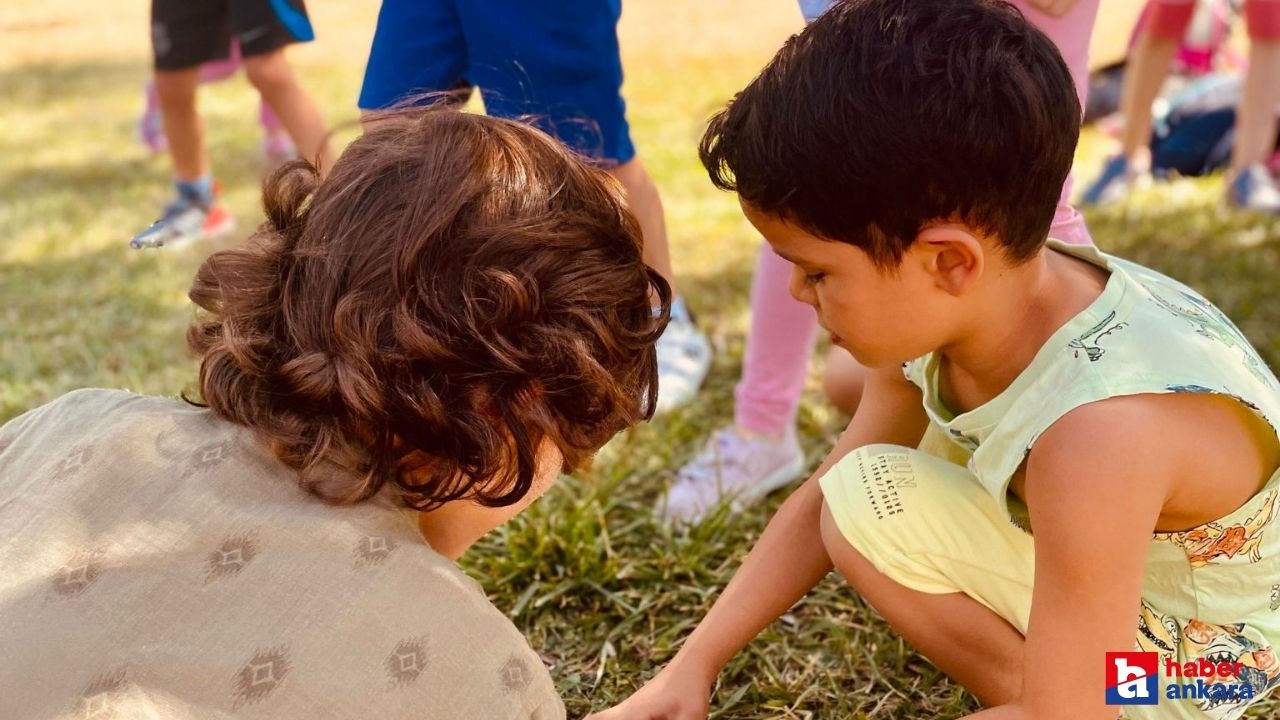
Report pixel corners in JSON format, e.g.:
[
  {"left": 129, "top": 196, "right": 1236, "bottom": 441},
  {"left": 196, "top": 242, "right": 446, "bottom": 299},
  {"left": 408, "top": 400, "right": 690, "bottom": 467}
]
[{"left": 1150, "top": 73, "right": 1243, "bottom": 177}]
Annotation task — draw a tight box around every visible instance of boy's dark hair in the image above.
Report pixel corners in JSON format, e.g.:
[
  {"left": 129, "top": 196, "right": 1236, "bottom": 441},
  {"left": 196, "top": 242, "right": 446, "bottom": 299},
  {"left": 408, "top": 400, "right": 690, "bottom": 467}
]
[
  {"left": 187, "top": 108, "right": 669, "bottom": 510},
  {"left": 700, "top": 0, "right": 1080, "bottom": 266}
]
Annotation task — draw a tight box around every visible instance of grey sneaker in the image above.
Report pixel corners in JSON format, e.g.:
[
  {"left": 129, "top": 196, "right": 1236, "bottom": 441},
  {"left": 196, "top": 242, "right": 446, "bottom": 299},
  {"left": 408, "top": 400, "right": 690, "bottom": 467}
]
[
  {"left": 1080, "top": 155, "right": 1143, "bottom": 207},
  {"left": 130, "top": 186, "right": 234, "bottom": 249},
  {"left": 658, "top": 426, "right": 805, "bottom": 524}
]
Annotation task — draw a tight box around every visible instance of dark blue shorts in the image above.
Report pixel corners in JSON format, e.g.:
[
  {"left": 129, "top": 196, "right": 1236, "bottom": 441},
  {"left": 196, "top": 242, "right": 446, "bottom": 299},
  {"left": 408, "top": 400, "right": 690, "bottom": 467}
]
[{"left": 359, "top": 0, "right": 634, "bottom": 164}]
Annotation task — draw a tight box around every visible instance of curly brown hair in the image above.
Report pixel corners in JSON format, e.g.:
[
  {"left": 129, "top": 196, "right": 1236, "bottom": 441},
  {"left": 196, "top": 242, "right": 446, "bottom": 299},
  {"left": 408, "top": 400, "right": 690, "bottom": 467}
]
[{"left": 187, "top": 108, "right": 669, "bottom": 509}]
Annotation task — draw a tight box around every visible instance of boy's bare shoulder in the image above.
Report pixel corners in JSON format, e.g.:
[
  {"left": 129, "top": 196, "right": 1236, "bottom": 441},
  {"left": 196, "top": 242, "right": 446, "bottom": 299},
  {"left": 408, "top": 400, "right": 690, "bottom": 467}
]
[
  {"left": 1028, "top": 392, "right": 1279, "bottom": 529},
  {"left": 1036, "top": 391, "right": 1272, "bottom": 459}
]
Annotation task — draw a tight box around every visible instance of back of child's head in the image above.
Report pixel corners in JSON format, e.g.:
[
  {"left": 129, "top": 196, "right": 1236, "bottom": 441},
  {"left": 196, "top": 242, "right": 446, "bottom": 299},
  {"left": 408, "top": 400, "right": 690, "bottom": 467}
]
[
  {"left": 700, "top": 0, "right": 1080, "bottom": 266},
  {"left": 187, "top": 107, "right": 669, "bottom": 509}
]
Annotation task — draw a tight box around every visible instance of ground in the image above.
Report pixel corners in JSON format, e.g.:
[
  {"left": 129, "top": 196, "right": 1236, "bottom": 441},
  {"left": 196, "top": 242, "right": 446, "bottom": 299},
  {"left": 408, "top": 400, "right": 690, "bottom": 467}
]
[{"left": 2, "top": 1, "right": 1279, "bottom": 717}]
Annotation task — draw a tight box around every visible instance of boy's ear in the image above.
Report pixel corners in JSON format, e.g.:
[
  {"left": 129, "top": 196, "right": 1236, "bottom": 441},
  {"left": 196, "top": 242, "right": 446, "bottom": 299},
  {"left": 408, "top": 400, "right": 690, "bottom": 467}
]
[{"left": 914, "top": 225, "right": 984, "bottom": 296}]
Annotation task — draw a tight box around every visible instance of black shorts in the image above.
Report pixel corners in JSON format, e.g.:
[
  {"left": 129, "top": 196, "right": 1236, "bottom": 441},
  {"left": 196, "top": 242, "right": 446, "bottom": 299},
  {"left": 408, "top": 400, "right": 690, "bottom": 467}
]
[{"left": 151, "top": 0, "right": 314, "bottom": 71}]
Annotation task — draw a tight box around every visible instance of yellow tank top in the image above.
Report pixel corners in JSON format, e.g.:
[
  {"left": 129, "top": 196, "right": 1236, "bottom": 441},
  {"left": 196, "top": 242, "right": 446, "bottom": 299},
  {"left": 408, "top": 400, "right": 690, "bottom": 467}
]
[{"left": 905, "top": 240, "right": 1280, "bottom": 719}]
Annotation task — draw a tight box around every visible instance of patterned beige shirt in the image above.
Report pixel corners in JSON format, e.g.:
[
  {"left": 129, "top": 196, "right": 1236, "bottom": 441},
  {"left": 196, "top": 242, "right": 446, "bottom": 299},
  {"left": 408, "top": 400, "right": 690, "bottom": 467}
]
[{"left": 0, "top": 389, "right": 565, "bottom": 720}]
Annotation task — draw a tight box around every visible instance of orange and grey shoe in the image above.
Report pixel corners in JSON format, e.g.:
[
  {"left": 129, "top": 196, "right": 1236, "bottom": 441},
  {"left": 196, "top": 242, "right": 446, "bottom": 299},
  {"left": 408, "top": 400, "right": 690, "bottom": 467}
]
[{"left": 129, "top": 180, "right": 235, "bottom": 249}]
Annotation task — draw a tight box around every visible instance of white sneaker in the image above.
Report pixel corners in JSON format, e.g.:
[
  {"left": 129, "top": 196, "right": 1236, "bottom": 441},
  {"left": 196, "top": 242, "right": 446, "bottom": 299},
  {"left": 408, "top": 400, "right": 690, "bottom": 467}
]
[
  {"left": 658, "top": 426, "right": 806, "bottom": 524},
  {"left": 1227, "top": 164, "right": 1280, "bottom": 213},
  {"left": 654, "top": 314, "right": 711, "bottom": 414}
]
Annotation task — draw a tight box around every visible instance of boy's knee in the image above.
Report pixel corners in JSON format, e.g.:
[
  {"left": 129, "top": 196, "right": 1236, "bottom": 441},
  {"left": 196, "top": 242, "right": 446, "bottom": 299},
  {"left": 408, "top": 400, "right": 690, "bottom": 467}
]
[
  {"left": 820, "top": 445, "right": 975, "bottom": 558},
  {"left": 244, "top": 52, "right": 293, "bottom": 93},
  {"left": 607, "top": 158, "right": 652, "bottom": 191},
  {"left": 820, "top": 446, "right": 1003, "bottom": 601},
  {"left": 820, "top": 497, "right": 880, "bottom": 583},
  {"left": 818, "top": 498, "right": 848, "bottom": 560},
  {"left": 820, "top": 445, "right": 921, "bottom": 555},
  {"left": 154, "top": 69, "right": 200, "bottom": 106}
]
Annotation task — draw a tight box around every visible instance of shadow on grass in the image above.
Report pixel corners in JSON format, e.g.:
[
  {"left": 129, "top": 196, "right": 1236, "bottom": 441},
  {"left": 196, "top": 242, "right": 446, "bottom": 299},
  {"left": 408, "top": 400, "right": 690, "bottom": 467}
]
[
  {"left": 0, "top": 57, "right": 290, "bottom": 218},
  {"left": 0, "top": 240, "right": 210, "bottom": 422},
  {"left": 0, "top": 58, "right": 146, "bottom": 104}
]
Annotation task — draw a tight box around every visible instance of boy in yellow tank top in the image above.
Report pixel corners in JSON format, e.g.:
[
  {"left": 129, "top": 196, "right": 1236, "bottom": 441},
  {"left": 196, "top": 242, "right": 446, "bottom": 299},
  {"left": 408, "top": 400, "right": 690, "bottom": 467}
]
[{"left": 591, "top": 1, "right": 1280, "bottom": 719}]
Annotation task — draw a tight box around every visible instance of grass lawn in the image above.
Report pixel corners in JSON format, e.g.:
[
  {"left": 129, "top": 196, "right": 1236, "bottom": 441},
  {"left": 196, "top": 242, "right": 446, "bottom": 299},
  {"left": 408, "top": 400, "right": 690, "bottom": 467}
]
[{"left": 2, "top": 1, "right": 1279, "bottom": 717}]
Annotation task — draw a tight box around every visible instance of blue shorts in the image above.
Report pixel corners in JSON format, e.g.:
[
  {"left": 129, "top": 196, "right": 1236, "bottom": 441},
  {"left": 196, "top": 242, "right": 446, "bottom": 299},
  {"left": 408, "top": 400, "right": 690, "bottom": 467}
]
[{"left": 359, "top": 0, "right": 634, "bottom": 164}]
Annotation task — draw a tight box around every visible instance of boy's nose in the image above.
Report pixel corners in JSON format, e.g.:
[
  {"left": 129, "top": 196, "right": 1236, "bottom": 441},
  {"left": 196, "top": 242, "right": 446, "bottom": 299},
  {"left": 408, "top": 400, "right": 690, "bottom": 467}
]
[{"left": 788, "top": 265, "right": 816, "bottom": 306}]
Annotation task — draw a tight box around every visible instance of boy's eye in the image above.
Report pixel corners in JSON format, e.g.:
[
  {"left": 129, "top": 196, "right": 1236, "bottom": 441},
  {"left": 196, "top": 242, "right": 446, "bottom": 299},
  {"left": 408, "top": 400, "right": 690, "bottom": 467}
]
[{"left": 804, "top": 271, "right": 826, "bottom": 285}]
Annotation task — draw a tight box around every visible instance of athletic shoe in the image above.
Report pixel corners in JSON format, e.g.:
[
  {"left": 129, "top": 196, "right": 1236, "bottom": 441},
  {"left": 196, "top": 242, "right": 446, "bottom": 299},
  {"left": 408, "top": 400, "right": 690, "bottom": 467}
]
[
  {"left": 1080, "top": 155, "right": 1142, "bottom": 207},
  {"left": 262, "top": 132, "right": 298, "bottom": 168},
  {"left": 654, "top": 313, "right": 712, "bottom": 414},
  {"left": 130, "top": 184, "right": 234, "bottom": 249},
  {"left": 1227, "top": 164, "right": 1280, "bottom": 213},
  {"left": 658, "top": 426, "right": 805, "bottom": 524}
]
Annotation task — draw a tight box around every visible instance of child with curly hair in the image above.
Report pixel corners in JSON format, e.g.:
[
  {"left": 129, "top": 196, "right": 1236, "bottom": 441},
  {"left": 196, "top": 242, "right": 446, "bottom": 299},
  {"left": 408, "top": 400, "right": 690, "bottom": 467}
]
[{"left": 0, "top": 107, "right": 668, "bottom": 720}]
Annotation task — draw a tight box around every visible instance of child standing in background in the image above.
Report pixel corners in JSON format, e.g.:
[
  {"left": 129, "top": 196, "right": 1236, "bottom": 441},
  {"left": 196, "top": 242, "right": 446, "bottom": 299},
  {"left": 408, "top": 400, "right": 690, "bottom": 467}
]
[
  {"left": 131, "top": 0, "right": 334, "bottom": 249},
  {"left": 137, "top": 39, "right": 296, "bottom": 167}
]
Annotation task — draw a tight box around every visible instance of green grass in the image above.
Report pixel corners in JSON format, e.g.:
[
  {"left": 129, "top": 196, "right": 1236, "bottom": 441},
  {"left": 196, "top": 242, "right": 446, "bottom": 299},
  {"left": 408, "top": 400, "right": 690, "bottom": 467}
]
[{"left": 3, "top": 2, "right": 1280, "bottom": 718}]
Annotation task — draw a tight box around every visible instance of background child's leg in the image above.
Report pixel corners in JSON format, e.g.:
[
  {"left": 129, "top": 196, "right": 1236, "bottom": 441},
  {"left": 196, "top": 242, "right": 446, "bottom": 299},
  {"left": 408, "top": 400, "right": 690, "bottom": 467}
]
[
  {"left": 1121, "top": 2, "right": 1192, "bottom": 166},
  {"left": 609, "top": 158, "right": 675, "bottom": 290},
  {"left": 1230, "top": 0, "right": 1280, "bottom": 173},
  {"left": 139, "top": 79, "right": 167, "bottom": 152},
  {"left": 1014, "top": 0, "right": 1100, "bottom": 242},
  {"left": 1049, "top": 174, "right": 1092, "bottom": 246},
  {"left": 1080, "top": 1, "right": 1189, "bottom": 207},
  {"left": 140, "top": 39, "right": 241, "bottom": 155},
  {"left": 232, "top": 0, "right": 331, "bottom": 173},
  {"left": 196, "top": 55, "right": 241, "bottom": 84},
  {"left": 258, "top": 99, "right": 284, "bottom": 135},
  {"left": 660, "top": 243, "right": 810, "bottom": 523},
  {"left": 133, "top": 0, "right": 241, "bottom": 248},
  {"left": 242, "top": 50, "right": 334, "bottom": 173},
  {"left": 734, "top": 246, "right": 821, "bottom": 436},
  {"left": 233, "top": 35, "right": 286, "bottom": 143},
  {"left": 154, "top": 68, "right": 208, "bottom": 182},
  {"left": 258, "top": 99, "right": 293, "bottom": 166}
]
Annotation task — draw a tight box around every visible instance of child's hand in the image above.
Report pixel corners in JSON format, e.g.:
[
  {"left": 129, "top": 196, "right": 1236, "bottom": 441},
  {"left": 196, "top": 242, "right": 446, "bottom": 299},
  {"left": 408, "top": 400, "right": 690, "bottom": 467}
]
[{"left": 585, "top": 664, "right": 711, "bottom": 720}]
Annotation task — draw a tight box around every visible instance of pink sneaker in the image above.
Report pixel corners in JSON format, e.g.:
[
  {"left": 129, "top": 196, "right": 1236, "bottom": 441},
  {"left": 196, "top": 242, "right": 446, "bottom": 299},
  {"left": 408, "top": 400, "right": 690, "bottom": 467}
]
[
  {"left": 658, "top": 426, "right": 805, "bottom": 524},
  {"left": 262, "top": 132, "right": 297, "bottom": 169}
]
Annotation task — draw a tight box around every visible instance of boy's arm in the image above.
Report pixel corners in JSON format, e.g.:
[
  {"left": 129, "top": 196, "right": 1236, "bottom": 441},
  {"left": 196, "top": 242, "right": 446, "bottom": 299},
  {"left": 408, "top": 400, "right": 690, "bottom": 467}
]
[
  {"left": 589, "top": 364, "right": 929, "bottom": 719},
  {"left": 966, "top": 396, "right": 1175, "bottom": 720}
]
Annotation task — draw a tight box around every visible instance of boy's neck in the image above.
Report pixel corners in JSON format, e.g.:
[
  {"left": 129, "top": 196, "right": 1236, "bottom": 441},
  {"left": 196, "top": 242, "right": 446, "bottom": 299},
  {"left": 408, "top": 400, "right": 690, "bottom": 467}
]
[{"left": 935, "top": 245, "right": 1109, "bottom": 414}]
